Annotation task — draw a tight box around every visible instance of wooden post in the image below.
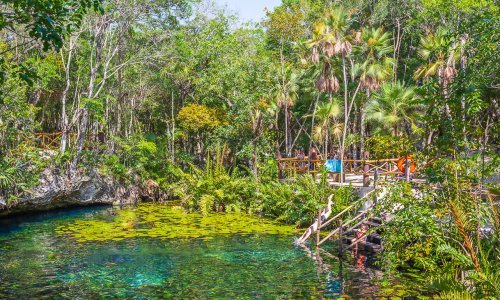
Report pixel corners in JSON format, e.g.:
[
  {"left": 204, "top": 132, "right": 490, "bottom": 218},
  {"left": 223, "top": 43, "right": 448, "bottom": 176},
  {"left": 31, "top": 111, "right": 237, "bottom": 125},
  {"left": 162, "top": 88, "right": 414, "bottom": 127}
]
[
  {"left": 363, "top": 151, "right": 370, "bottom": 187},
  {"left": 277, "top": 158, "right": 283, "bottom": 180},
  {"left": 316, "top": 208, "right": 322, "bottom": 248}
]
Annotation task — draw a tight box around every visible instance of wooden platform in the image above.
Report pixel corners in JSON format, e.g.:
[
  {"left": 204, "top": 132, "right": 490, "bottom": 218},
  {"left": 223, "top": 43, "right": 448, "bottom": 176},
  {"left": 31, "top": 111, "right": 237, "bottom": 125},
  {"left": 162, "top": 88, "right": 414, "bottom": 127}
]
[{"left": 277, "top": 157, "right": 418, "bottom": 187}]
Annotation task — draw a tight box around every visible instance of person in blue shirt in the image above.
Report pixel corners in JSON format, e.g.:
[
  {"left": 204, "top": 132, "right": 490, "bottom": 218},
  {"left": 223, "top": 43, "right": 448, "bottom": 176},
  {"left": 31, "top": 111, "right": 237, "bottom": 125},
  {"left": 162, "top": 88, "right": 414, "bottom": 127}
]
[{"left": 325, "top": 149, "right": 343, "bottom": 181}]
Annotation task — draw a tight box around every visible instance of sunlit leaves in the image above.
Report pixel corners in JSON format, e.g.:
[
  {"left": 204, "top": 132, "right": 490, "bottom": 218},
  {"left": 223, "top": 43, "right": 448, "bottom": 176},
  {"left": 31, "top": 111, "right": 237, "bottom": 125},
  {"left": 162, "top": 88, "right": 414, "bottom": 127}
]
[
  {"left": 263, "top": 4, "right": 305, "bottom": 44},
  {"left": 177, "top": 103, "right": 224, "bottom": 133},
  {"left": 366, "top": 82, "right": 419, "bottom": 135}
]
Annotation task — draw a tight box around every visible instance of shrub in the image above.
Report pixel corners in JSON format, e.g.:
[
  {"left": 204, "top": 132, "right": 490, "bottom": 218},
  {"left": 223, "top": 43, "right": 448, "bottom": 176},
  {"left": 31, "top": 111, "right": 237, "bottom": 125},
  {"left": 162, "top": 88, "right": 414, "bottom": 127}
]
[{"left": 256, "top": 176, "right": 356, "bottom": 226}]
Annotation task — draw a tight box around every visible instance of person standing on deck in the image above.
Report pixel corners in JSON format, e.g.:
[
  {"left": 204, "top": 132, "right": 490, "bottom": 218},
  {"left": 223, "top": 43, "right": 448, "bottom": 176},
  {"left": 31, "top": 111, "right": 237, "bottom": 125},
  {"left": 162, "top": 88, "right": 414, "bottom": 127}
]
[
  {"left": 297, "top": 148, "right": 306, "bottom": 173},
  {"left": 309, "top": 147, "right": 318, "bottom": 172}
]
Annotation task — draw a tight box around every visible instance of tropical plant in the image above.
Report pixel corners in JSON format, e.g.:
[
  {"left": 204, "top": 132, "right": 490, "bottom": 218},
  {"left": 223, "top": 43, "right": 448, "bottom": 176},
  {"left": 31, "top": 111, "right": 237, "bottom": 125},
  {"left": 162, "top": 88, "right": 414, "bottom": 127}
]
[
  {"left": 355, "top": 28, "right": 394, "bottom": 91},
  {"left": 414, "top": 28, "right": 459, "bottom": 87},
  {"left": 256, "top": 175, "right": 356, "bottom": 226},
  {"left": 353, "top": 27, "right": 395, "bottom": 157},
  {"left": 174, "top": 145, "right": 257, "bottom": 214},
  {"left": 366, "top": 81, "right": 419, "bottom": 135},
  {"left": 309, "top": 100, "right": 342, "bottom": 157},
  {"left": 376, "top": 159, "right": 500, "bottom": 298}
]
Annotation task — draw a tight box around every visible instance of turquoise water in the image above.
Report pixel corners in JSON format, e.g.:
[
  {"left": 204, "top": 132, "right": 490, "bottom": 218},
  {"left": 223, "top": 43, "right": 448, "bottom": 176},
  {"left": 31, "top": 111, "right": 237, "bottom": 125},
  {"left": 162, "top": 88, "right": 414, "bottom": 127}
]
[{"left": 0, "top": 205, "right": 420, "bottom": 299}]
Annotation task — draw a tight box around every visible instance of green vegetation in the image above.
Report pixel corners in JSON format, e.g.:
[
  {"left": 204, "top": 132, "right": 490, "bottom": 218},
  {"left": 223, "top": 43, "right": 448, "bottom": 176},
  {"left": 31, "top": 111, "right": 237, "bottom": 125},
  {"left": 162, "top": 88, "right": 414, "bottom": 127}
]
[
  {"left": 173, "top": 147, "right": 355, "bottom": 226},
  {"left": 0, "top": 0, "right": 498, "bottom": 298},
  {"left": 375, "top": 172, "right": 499, "bottom": 298},
  {"left": 55, "top": 203, "right": 296, "bottom": 242}
]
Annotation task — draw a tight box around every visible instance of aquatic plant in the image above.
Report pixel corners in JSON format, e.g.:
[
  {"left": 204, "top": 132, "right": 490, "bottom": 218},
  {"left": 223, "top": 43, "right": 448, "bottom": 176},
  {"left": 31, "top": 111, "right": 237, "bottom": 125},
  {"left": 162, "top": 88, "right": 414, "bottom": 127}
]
[{"left": 55, "top": 204, "right": 296, "bottom": 242}]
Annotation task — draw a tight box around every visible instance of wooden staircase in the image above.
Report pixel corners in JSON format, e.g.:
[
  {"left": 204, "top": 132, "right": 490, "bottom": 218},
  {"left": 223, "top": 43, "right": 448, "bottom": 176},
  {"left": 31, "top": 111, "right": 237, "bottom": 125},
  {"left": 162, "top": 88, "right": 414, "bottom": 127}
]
[
  {"left": 296, "top": 187, "right": 388, "bottom": 253},
  {"left": 342, "top": 217, "right": 383, "bottom": 253}
]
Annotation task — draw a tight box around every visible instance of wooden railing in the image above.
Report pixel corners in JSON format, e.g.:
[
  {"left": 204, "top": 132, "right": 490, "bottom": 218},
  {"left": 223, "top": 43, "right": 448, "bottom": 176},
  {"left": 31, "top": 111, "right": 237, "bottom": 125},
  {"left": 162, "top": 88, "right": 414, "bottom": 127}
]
[
  {"left": 277, "top": 157, "right": 409, "bottom": 178},
  {"left": 34, "top": 132, "right": 63, "bottom": 149},
  {"left": 23, "top": 132, "right": 103, "bottom": 150},
  {"left": 342, "top": 158, "right": 403, "bottom": 175}
]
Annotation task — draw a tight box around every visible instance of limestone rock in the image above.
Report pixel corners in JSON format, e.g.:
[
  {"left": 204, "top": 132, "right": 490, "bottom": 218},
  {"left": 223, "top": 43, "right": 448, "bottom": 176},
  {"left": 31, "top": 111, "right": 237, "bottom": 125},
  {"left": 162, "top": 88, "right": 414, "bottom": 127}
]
[{"left": 0, "top": 168, "right": 138, "bottom": 216}]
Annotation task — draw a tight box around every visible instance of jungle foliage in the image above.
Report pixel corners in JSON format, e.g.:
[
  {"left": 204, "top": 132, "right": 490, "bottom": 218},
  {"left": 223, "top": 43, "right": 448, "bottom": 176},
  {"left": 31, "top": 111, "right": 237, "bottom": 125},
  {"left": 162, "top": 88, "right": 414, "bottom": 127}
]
[{"left": 0, "top": 0, "right": 498, "bottom": 297}]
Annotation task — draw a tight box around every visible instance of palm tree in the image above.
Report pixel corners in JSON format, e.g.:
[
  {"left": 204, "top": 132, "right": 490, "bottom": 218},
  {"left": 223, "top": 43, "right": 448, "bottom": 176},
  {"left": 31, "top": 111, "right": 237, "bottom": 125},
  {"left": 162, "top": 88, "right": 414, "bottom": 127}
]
[
  {"left": 366, "top": 82, "right": 418, "bottom": 136},
  {"left": 356, "top": 28, "right": 394, "bottom": 91},
  {"left": 354, "top": 27, "right": 395, "bottom": 158},
  {"left": 305, "top": 8, "right": 351, "bottom": 158},
  {"left": 309, "top": 100, "right": 342, "bottom": 158},
  {"left": 274, "top": 66, "right": 300, "bottom": 156},
  {"left": 414, "top": 28, "right": 460, "bottom": 145},
  {"left": 414, "top": 28, "right": 459, "bottom": 87}
]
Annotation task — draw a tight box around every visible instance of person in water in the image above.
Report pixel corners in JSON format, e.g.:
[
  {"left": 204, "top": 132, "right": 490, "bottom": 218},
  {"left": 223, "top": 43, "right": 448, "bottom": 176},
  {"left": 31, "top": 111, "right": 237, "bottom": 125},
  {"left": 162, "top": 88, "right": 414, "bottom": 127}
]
[{"left": 353, "top": 224, "right": 368, "bottom": 253}]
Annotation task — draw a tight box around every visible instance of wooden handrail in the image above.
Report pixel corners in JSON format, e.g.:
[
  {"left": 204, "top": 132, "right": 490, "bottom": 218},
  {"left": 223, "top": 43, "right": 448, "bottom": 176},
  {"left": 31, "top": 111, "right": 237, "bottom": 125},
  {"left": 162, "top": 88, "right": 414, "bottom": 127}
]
[
  {"left": 277, "top": 157, "right": 409, "bottom": 177},
  {"left": 23, "top": 132, "right": 102, "bottom": 150},
  {"left": 318, "top": 211, "right": 366, "bottom": 246},
  {"left": 277, "top": 158, "right": 400, "bottom": 163},
  {"left": 319, "top": 189, "right": 375, "bottom": 230}
]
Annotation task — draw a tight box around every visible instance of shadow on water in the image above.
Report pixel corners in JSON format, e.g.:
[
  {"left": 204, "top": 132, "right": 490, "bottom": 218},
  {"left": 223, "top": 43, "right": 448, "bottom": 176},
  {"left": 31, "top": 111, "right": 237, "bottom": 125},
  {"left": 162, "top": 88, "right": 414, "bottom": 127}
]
[{"left": 0, "top": 204, "right": 111, "bottom": 234}]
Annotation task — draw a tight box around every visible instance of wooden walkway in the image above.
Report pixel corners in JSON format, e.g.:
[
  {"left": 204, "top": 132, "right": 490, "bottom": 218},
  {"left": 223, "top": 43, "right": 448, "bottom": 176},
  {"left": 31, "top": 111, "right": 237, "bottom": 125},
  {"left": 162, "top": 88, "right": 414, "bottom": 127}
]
[{"left": 277, "top": 157, "right": 417, "bottom": 187}]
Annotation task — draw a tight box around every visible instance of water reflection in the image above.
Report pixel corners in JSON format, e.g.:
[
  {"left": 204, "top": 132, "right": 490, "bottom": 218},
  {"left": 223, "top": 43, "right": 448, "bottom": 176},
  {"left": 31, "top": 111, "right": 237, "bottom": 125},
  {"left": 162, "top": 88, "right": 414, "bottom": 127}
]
[
  {"left": 298, "top": 242, "right": 398, "bottom": 299},
  {"left": 0, "top": 204, "right": 423, "bottom": 298}
]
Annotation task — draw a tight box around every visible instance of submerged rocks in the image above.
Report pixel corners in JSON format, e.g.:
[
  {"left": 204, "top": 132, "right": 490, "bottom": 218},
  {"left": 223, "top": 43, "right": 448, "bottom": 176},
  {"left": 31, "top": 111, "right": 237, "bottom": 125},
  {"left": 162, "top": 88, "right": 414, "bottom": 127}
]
[{"left": 0, "top": 168, "right": 139, "bottom": 216}]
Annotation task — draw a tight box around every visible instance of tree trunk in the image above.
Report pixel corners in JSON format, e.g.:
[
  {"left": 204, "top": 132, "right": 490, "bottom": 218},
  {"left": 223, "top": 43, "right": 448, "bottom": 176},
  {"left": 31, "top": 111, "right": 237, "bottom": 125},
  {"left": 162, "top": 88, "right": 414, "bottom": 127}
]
[
  {"left": 309, "top": 93, "right": 320, "bottom": 151},
  {"left": 352, "top": 103, "right": 359, "bottom": 160},
  {"left": 70, "top": 20, "right": 103, "bottom": 175},
  {"left": 171, "top": 90, "right": 175, "bottom": 164},
  {"left": 460, "top": 34, "right": 468, "bottom": 152},
  {"left": 393, "top": 18, "right": 402, "bottom": 81},
  {"left": 359, "top": 89, "right": 369, "bottom": 162},
  {"left": 60, "top": 35, "right": 78, "bottom": 153},
  {"left": 340, "top": 54, "right": 348, "bottom": 184},
  {"left": 70, "top": 108, "right": 89, "bottom": 174}
]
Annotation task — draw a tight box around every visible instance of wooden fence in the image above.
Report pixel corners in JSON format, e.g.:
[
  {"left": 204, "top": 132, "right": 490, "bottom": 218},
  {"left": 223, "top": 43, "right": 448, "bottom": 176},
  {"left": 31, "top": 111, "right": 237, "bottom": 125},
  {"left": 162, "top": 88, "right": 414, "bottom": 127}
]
[
  {"left": 276, "top": 157, "right": 414, "bottom": 183},
  {"left": 34, "top": 132, "right": 63, "bottom": 149},
  {"left": 24, "top": 132, "right": 103, "bottom": 150}
]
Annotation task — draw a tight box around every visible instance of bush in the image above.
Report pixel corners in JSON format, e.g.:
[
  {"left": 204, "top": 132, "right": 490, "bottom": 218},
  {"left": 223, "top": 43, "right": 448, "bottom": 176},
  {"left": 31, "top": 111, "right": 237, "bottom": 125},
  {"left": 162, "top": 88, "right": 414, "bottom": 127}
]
[
  {"left": 256, "top": 176, "right": 356, "bottom": 226},
  {"left": 173, "top": 152, "right": 258, "bottom": 214},
  {"left": 174, "top": 151, "right": 358, "bottom": 228},
  {"left": 366, "top": 134, "right": 412, "bottom": 159}
]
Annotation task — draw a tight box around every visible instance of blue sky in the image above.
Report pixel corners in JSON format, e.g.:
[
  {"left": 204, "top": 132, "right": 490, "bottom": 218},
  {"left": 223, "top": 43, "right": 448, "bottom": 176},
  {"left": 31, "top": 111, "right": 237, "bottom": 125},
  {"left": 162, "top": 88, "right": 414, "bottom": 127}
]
[{"left": 213, "top": 0, "right": 282, "bottom": 22}]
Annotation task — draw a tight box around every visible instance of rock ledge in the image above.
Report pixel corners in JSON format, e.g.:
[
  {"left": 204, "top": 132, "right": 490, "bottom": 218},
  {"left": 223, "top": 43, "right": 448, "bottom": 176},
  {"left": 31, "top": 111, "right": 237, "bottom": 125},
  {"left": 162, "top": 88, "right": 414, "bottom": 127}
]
[{"left": 0, "top": 168, "right": 138, "bottom": 216}]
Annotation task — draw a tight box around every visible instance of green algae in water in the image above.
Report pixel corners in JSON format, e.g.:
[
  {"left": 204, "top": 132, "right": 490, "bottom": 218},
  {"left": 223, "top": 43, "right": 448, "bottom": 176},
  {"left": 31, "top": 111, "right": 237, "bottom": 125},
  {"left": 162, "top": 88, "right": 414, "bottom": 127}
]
[
  {"left": 55, "top": 204, "right": 296, "bottom": 242},
  {"left": 0, "top": 204, "right": 427, "bottom": 299}
]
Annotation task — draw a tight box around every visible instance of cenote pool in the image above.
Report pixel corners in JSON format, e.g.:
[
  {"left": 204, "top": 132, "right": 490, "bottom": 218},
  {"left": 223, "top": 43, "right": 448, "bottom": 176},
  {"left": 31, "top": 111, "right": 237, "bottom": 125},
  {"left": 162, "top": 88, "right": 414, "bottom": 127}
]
[{"left": 0, "top": 204, "right": 424, "bottom": 299}]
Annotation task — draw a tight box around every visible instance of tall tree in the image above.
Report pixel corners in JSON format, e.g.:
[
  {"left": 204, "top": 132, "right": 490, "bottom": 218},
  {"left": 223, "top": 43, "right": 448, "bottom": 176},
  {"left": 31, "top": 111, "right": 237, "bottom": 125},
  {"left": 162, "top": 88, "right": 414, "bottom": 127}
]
[{"left": 354, "top": 27, "right": 394, "bottom": 158}]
